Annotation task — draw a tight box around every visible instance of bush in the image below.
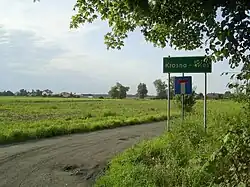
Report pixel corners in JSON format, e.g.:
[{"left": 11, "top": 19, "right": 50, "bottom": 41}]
[
  {"left": 95, "top": 101, "right": 247, "bottom": 187},
  {"left": 174, "top": 90, "right": 196, "bottom": 112},
  {"left": 200, "top": 121, "right": 250, "bottom": 186}
]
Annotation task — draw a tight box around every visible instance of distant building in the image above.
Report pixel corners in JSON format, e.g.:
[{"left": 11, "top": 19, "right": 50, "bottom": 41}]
[
  {"left": 60, "top": 92, "right": 71, "bottom": 98},
  {"left": 80, "top": 94, "right": 94, "bottom": 98},
  {"left": 127, "top": 94, "right": 137, "bottom": 98},
  {"left": 207, "top": 93, "right": 220, "bottom": 99},
  {"left": 92, "top": 94, "right": 109, "bottom": 98}
]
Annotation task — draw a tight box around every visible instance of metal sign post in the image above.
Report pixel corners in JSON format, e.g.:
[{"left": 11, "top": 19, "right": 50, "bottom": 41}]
[
  {"left": 182, "top": 73, "right": 185, "bottom": 121},
  {"left": 167, "top": 73, "right": 171, "bottom": 131},
  {"left": 163, "top": 56, "right": 212, "bottom": 132},
  {"left": 204, "top": 72, "right": 207, "bottom": 132},
  {"left": 174, "top": 76, "right": 192, "bottom": 121}
]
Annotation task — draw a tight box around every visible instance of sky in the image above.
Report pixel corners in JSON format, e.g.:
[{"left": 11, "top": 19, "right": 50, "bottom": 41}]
[{"left": 0, "top": 0, "right": 238, "bottom": 95}]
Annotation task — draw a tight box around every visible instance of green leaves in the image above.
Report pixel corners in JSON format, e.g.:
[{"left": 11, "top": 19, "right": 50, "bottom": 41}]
[
  {"left": 153, "top": 78, "right": 174, "bottom": 99},
  {"left": 201, "top": 121, "right": 250, "bottom": 187},
  {"left": 174, "top": 88, "right": 197, "bottom": 113},
  {"left": 137, "top": 83, "right": 148, "bottom": 99},
  {"left": 68, "top": 0, "right": 250, "bottom": 97},
  {"left": 108, "top": 82, "right": 130, "bottom": 99}
]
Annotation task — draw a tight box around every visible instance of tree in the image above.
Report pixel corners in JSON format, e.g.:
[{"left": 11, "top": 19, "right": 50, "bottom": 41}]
[
  {"left": 224, "top": 91, "right": 232, "bottom": 99},
  {"left": 42, "top": 89, "right": 53, "bottom": 96},
  {"left": 68, "top": 0, "right": 249, "bottom": 94},
  {"left": 153, "top": 78, "right": 174, "bottom": 99},
  {"left": 109, "top": 86, "right": 119, "bottom": 99},
  {"left": 17, "top": 89, "right": 28, "bottom": 96},
  {"left": 6, "top": 91, "right": 15, "bottom": 96},
  {"left": 35, "top": 89, "right": 43, "bottom": 97},
  {"left": 137, "top": 83, "right": 148, "bottom": 99},
  {"left": 108, "top": 82, "right": 130, "bottom": 99},
  {"left": 30, "top": 89, "right": 36, "bottom": 97},
  {"left": 153, "top": 79, "right": 167, "bottom": 99},
  {"left": 0, "top": 91, "right": 14, "bottom": 96}
]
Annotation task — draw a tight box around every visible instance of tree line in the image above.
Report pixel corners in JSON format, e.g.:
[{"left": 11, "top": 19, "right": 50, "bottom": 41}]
[
  {"left": 108, "top": 79, "right": 173, "bottom": 99},
  {"left": 107, "top": 78, "right": 238, "bottom": 100},
  {"left": 0, "top": 89, "right": 51, "bottom": 97},
  {"left": 0, "top": 78, "right": 241, "bottom": 99}
]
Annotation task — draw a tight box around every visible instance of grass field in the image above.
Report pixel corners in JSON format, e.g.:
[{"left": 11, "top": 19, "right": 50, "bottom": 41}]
[
  {"left": 1, "top": 97, "right": 248, "bottom": 185},
  {"left": 95, "top": 100, "right": 249, "bottom": 187},
  {"left": 0, "top": 96, "right": 179, "bottom": 144}
]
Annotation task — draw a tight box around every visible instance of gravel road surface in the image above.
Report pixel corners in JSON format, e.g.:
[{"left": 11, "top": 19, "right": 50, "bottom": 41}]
[{"left": 0, "top": 122, "right": 166, "bottom": 187}]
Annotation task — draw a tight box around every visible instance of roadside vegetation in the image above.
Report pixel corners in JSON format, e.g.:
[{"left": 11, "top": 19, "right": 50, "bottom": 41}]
[{"left": 95, "top": 100, "right": 250, "bottom": 187}]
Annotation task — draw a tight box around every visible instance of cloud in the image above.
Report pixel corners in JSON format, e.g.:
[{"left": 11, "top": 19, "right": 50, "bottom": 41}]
[
  {"left": 0, "top": 0, "right": 238, "bottom": 95},
  {"left": 0, "top": 0, "right": 101, "bottom": 47},
  {"left": 42, "top": 51, "right": 160, "bottom": 93},
  {"left": 0, "top": 26, "right": 66, "bottom": 89},
  {"left": 0, "top": 26, "right": 65, "bottom": 70},
  {"left": 0, "top": 23, "right": 234, "bottom": 94},
  {"left": 0, "top": 0, "right": 141, "bottom": 94},
  {"left": 47, "top": 53, "right": 140, "bottom": 79},
  {"left": 0, "top": 26, "right": 110, "bottom": 93}
]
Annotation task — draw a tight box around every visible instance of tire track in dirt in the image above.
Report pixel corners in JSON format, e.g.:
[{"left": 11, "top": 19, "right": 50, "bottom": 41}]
[{"left": 0, "top": 121, "right": 166, "bottom": 187}]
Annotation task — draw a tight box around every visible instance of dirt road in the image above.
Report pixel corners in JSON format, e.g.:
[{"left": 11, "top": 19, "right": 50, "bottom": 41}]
[{"left": 0, "top": 122, "right": 166, "bottom": 187}]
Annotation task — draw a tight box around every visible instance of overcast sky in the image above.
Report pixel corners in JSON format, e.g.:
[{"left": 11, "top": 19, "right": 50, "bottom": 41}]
[{"left": 0, "top": 0, "right": 238, "bottom": 94}]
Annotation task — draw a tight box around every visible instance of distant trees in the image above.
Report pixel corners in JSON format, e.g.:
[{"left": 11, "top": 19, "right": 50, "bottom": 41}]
[
  {"left": 17, "top": 89, "right": 29, "bottom": 96},
  {"left": 224, "top": 91, "right": 232, "bottom": 99},
  {"left": 153, "top": 79, "right": 167, "bottom": 99},
  {"left": 153, "top": 78, "right": 174, "bottom": 99},
  {"left": 108, "top": 82, "right": 130, "bottom": 99},
  {"left": 196, "top": 93, "right": 204, "bottom": 99},
  {"left": 13, "top": 89, "right": 53, "bottom": 97},
  {"left": 42, "top": 89, "right": 53, "bottom": 96},
  {"left": 137, "top": 83, "right": 148, "bottom": 99},
  {"left": 0, "top": 82, "right": 241, "bottom": 100},
  {"left": 32, "top": 89, "right": 43, "bottom": 97},
  {"left": 0, "top": 91, "right": 15, "bottom": 96}
]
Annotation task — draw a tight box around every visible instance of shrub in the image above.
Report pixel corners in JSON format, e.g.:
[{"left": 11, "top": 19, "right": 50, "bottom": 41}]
[
  {"left": 95, "top": 101, "right": 246, "bottom": 187},
  {"left": 174, "top": 90, "right": 196, "bottom": 112}
]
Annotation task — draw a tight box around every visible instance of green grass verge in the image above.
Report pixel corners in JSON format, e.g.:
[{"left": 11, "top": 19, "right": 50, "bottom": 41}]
[
  {"left": 0, "top": 97, "right": 179, "bottom": 144},
  {"left": 95, "top": 100, "right": 248, "bottom": 187}
]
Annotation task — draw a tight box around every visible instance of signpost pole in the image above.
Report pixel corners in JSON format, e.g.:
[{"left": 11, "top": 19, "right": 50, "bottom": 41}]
[
  {"left": 204, "top": 72, "right": 207, "bottom": 132},
  {"left": 182, "top": 73, "right": 185, "bottom": 121},
  {"left": 167, "top": 73, "right": 171, "bottom": 131}
]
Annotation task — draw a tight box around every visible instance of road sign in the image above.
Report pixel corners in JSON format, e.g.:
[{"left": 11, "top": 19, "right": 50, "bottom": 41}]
[
  {"left": 163, "top": 56, "right": 209, "bottom": 133},
  {"left": 163, "top": 56, "right": 212, "bottom": 73},
  {"left": 174, "top": 76, "right": 192, "bottom": 95}
]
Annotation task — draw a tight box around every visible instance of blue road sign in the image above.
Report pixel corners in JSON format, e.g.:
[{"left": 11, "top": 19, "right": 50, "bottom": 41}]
[{"left": 174, "top": 76, "right": 192, "bottom": 95}]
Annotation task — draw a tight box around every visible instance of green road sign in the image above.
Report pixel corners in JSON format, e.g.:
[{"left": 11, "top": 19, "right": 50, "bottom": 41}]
[{"left": 163, "top": 56, "right": 212, "bottom": 73}]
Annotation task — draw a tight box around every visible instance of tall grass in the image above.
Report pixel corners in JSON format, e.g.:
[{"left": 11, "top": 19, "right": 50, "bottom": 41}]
[
  {"left": 95, "top": 100, "right": 247, "bottom": 187},
  {"left": 0, "top": 97, "right": 179, "bottom": 144}
]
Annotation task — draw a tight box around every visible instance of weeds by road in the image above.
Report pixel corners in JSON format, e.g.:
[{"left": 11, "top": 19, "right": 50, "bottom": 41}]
[{"left": 95, "top": 101, "right": 249, "bottom": 187}]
